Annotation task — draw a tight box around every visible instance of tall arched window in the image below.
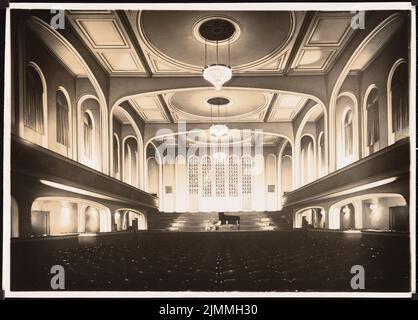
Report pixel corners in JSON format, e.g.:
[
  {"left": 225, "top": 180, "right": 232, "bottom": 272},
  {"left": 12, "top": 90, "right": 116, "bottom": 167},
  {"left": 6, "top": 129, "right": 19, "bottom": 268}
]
[
  {"left": 228, "top": 156, "right": 239, "bottom": 197},
  {"left": 365, "top": 87, "right": 380, "bottom": 154},
  {"left": 343, "top": 109, "right": 353, "bottom": 157},
  {"left": 241, "top": 155, "right": 252, "bottom": 195},
  {"left": 215, "top": 159, "right": 226, "bottom": 197},
  {"left": 391, "top": 62, "right": 409, "bottom": 140},
  {"left": 83, "top": 112, "right": 93, "bottom": 160},
  {"left": 336, "top": 93, "right": 358, "bottom": 169},
  {"left": 56, "top": 90, "right": 70, "bottom": 147},
  {"left": 25, "top": 65, "right": 44, "bottom": 134},
  {"left": 201, "top": 156, "right": 212, "bottom": 197},
  {"left": 188, "top": 156, "right": 199, "bottom": 196}
]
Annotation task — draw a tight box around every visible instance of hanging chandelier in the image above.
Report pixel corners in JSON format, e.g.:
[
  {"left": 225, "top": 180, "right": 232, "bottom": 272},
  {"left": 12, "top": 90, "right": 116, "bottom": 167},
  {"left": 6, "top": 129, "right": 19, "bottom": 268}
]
[
  {"left": 200, "top": 18, "right": 234, "bottom": 90},
  {"left": 207, "top": 97, "right": 230, "bottom": 138},
  {"left": 203, "top": 64, "right": 232, "bottom": 91},
  {"left": 209, "top": 123, "right": 229, "bottom": 138}
]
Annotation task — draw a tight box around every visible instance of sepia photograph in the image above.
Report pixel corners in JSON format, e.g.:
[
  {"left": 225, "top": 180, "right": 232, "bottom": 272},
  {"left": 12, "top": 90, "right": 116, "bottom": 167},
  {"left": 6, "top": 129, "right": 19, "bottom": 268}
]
[{"left": 2, "top": 2, "right": 416, "bottom": 298}]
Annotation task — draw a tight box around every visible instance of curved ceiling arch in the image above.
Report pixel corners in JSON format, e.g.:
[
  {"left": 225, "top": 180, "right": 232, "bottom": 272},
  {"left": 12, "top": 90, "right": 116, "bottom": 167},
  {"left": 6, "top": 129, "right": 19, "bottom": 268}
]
[{"left": 111, "top": 86, "right": 326, "bottom": 124}]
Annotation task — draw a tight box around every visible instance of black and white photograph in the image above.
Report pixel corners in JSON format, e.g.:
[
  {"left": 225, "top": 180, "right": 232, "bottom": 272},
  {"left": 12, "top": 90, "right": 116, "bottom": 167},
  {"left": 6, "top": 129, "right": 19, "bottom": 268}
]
[{"left": 2, "top": 2, "right": 416, "bottom": 298}]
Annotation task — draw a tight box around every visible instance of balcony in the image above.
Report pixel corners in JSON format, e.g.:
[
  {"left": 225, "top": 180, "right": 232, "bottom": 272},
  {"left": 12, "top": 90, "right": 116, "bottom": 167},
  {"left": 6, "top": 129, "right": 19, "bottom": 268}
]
[
  {"left": 11, "top": 135, "right": 158, "bottom": 209},
  {"left": 283, "top": 138, "right": 410, "bottom": 208}
]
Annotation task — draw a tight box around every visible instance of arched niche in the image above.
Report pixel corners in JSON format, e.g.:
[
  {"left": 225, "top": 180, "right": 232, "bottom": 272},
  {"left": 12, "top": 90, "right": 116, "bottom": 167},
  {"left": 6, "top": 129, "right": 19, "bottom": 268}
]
[
  {"left": 21, "top": 62, "right": 48, "bottom": 147},
  {"left": 77, "top": 96, "right": 103, "bottom": 171},
  {"left": 55, "top": 87, "right": 73, "bottom": 159},
  {"left": 294, "top": 103, "right": 326, "bottom": 188},
  {"left": 387, "top": 59, "right": 409, "bottom": 145},
  {"left": 30, "top": 197, "right": 111, "bottom": 236},
  {"left": 335, "top": 92, "right": 359, "bottom": 169},
  {"left": 122, "top": 136, "right": 139, "bottom": 187},
  {"left": 110, "top": 105, "right": 144, "bottom": 189},
  {"left": 114, "top": 209, "right": 147, "bottom": 231},
  {"left": 363, "top": 84, "right": 380, "bottom": 156}
]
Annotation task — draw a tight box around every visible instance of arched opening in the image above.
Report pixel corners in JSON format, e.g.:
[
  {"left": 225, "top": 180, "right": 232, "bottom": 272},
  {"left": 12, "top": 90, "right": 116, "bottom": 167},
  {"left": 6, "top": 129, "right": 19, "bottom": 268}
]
[
  {"left": 123, "top": 137, "right": 138, "bottom": 187},
  {"left": 363, "top": 85, "right": 380, "bottom": 156},
  {"left": 111, "top": 105, "right": 144, "bottom": 189},
  {"left": 30, "top": 197, "right": 111, "bottom": 236},
  {"left": 295, "top": 103, "right": 326, "bottom": 187},
  {"left": 78, "top": 96, "right": 102, "bottom": 171},
  {"left": 339, "top": 203, "right": 356, "bottom": 230},
  {"left": 388, "top": 59, "right": 409, "bottom": 145},
  {"left": 55, "top": 88, "right": 72, "bottom": 158},
  {"left": 329, "top": 194, "right": 408, "bottom": 231},
  {"left": 114, "top": 209, "right": 147, "bottom": 231},
  {"left": 83, "top": 111, "right": 94, "bottom": 162},
  {"left": 22, "top": 62, "right": 47, "bottom": 147},
  {"left": 145, "top": 142, "right": 163, "bottom": 207},
  {"left": 300, "top": 135, "right": 315, "bottom": 186},
  {"left": 335, "top": 93, "right": 359, "bottom": 169},
  {"left": 84, "top": 206, "right": 100, "bottom": 233},
  {"left": 294, "top": 207, "right": 326, "bottom": 229}
]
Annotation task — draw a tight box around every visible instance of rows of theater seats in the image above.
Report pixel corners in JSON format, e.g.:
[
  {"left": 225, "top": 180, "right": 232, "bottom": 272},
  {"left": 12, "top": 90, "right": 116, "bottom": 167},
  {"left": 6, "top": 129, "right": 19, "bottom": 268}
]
[
  {"left": 148, "top": 212, "right": 292, "bottom": 232},
  {"left": 11, "top": 231, "right": 409, "bottom": 292}
]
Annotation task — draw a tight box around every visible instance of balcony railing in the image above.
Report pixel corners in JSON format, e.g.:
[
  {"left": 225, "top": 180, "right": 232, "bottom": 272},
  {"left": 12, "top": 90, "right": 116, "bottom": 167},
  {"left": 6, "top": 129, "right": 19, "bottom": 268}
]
[
  {"left": 283, "top": 138, "right": 410, "bottom": 208},
  {"left": 11, "top": 135, "right": 159, "bottom": 209}
]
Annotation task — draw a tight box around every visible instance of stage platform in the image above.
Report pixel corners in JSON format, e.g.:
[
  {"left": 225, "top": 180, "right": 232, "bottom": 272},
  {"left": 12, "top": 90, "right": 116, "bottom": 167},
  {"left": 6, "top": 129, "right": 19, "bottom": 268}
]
[{"left": 148, "top": 212, "right": 292, "bottom": 232}]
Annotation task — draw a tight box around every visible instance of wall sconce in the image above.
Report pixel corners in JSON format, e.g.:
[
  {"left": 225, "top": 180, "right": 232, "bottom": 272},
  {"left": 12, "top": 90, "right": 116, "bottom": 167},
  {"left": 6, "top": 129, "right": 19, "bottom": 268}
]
[
  {"left": 369, "top": 203, "right": 377, "bottom": 211},
  {"left": 342, "top": 206, "right": 350, "bottom": 214}
]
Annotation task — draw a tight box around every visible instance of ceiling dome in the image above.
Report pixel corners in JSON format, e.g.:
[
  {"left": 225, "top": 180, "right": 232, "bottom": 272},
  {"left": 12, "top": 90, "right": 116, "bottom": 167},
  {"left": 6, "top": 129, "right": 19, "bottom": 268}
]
[{"left": 139, "top": 11, "right": 293, "bottom": 69}]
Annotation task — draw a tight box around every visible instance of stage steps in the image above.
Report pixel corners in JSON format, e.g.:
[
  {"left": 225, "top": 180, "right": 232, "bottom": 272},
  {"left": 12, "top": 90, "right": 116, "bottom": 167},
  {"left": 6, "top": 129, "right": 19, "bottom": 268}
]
[{"left": 148, "top": 212, "right": 292, "bottom": 232}]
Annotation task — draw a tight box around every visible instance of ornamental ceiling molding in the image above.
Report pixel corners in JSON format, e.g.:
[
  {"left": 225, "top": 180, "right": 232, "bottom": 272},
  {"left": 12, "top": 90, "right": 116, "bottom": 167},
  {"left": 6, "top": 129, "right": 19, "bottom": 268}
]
[
  {"left": 136, "top": 11, "right": 300, "bottom": 76},
  {"left": 163, "top": 89, "right": 274, "bottom": 123}
]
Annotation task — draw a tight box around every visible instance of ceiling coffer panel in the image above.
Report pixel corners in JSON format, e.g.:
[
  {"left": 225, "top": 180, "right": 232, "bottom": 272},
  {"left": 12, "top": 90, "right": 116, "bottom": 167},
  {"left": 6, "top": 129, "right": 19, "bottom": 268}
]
[
  {"left": 130, "top": 95, "right": 170, "bottom": 123},
  {"left": 66, "top": 11, "right": 147, "bottom": 75},
  {"left": 267, "top": 94, "right": 308, "bottom": 122},
  {"left": 290, "top": 11, "right": 356, "bottom": 74}
]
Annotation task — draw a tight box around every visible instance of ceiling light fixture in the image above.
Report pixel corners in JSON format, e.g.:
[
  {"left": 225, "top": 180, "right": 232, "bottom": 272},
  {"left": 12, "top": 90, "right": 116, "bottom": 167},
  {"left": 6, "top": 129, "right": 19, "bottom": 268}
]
[
  {"left": 208, "top": 97, "right": 229, "bottom": 138},
  {"left": 200, "top": 18, "right": 233, "bottom": 90},
  {"left": 203, "top": 64, "right": 232, "bottom": 91}
]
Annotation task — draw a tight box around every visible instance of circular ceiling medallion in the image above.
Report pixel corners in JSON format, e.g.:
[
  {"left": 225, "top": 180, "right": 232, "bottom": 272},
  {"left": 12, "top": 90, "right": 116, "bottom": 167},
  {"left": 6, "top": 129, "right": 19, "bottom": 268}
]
[
  {"left": 206, "top": 97, "right": 231, "bottom": 106},
  {"left": 193, "top": 16, "right": 241, "bottom": 46}
]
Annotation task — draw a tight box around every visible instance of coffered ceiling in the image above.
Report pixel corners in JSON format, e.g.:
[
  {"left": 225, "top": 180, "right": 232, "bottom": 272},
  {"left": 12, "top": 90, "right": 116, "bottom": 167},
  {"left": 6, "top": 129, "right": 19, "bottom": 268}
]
[
  {"left": 60, "top": 10, "right": 397, "bottom": 126},
  {"left": 128, "top": 88, "right": 309, "bottom": 124},
  {"left": 290, "top": 11, "right": 356, "bottom": 73},
  {"left": 67, "top": 11, "right": 147, "bottom": 75},
  {"left": 65, "top": 10, "right": 358, "bottom": 77}
]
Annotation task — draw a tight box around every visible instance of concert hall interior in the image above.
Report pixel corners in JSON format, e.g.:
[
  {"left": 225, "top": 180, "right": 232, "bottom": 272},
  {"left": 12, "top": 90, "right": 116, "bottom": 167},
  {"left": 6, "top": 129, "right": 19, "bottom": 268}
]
[{"left": 8, "top": 9, "right": 412, "bottom": 292}]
